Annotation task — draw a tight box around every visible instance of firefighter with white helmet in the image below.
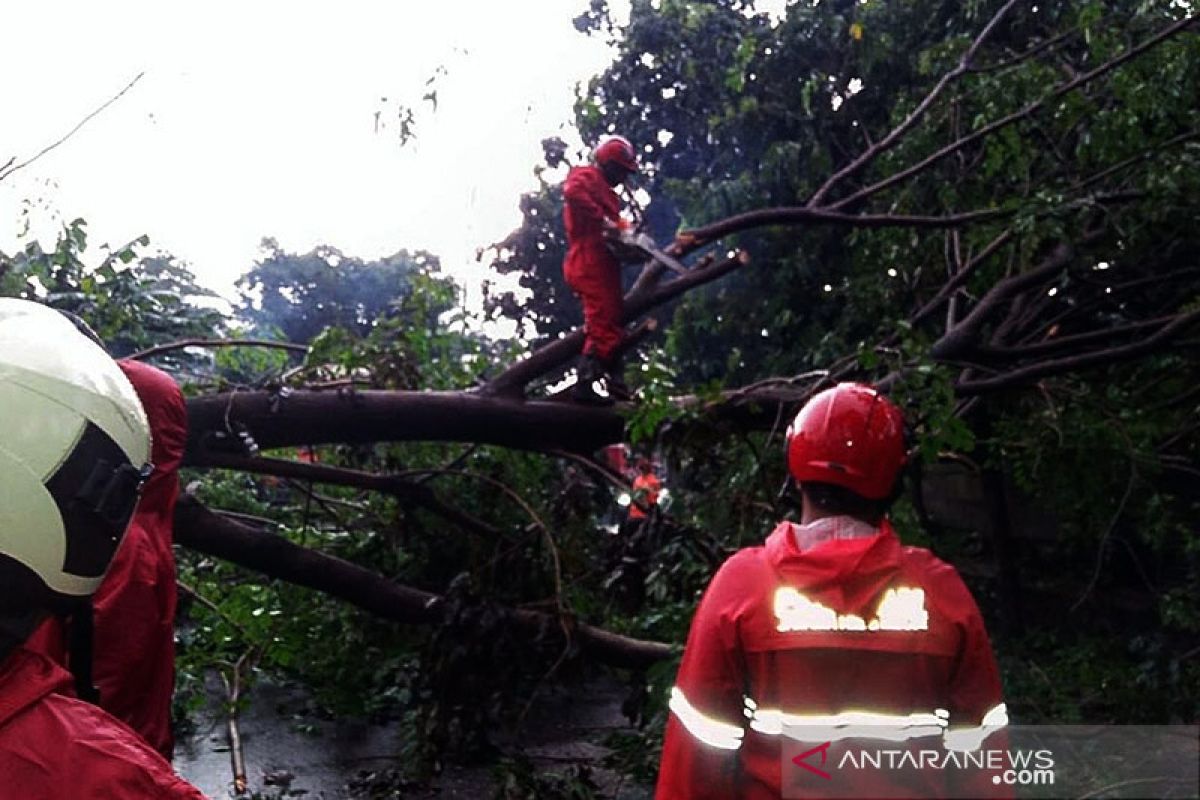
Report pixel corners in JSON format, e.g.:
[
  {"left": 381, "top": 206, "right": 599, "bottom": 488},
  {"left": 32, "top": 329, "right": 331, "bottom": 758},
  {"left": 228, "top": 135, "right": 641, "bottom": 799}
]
[{"left": 0, "top": 298, "right": 206, "bottom": 797}]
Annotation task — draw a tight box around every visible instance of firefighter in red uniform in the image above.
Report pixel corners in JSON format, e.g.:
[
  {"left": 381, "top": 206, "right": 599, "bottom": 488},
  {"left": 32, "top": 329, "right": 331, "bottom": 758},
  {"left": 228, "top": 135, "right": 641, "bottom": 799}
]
[
  {"left": 656, "top": 383, "right": 1008, "bottom": 799},
  {"left": 0, "top": 299, "right": 206, "bottom": 798},
  {"left": 562, "top": 135, "right": 638, "bottom": 404},
  {"left": 94, "top": 358, "right": 187, "bottom": 759},
  {"left": 26, "top": 329, "right": 189, "bottom": 759}
]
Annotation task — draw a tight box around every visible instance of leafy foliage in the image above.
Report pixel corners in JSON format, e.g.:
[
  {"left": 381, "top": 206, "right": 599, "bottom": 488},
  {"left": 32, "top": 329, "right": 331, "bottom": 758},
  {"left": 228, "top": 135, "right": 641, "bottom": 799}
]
[
  {"left": 237, "top": 238, "right": 445, "bottom": 345},
  {"left": 0, "top": 218, "right": 225, "bottom": 361}
]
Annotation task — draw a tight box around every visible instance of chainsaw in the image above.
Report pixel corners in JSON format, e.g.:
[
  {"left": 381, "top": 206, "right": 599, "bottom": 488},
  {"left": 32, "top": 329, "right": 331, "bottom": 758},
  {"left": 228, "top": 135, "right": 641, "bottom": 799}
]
[
  {"left": 609, "top": 228, "right": 690, "bottom": 275},
  {"left": 607, "top": 184, "right": 690, "bottom": 276}
]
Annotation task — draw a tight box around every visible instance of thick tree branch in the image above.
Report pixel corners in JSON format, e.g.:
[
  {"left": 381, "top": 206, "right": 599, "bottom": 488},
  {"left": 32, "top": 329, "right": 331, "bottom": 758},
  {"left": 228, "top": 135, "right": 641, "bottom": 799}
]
[
  {"left": 184, "top": 389, "right": 625, "bottom": 458},
  {"left": 130, "top": 338, "right": 309, "bottom": 361},
  {"left": 193, "top": 453, "right": 505, "bottom": 541},
  {"left": 956, "top": 310, "right": 1200, "bottom": 394},
  {"left": 174, "top": 494, "right": 674, "bottom": 670},
  {"left": 679, "top": 206, "right": 1004, "bottom": 248},
  {"left": 977, "top": 315, "right": 1181, "bottom": 361},
  {"left": 931, "top": 242, "right": 1076, "bottom": 359},
  {"left": 828, "top": 15, "right": 1198, "bottom": 211},
  {"left": 806, "top": 0, "right": 1020, "bottom": 207}
]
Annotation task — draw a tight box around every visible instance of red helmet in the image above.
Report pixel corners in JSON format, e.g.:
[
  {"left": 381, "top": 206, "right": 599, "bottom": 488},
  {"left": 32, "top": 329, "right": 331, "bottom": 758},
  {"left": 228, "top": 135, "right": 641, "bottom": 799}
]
[
  {"left": 594, "top": 136, "right": 638, "bottom": 172},
  {"left": 785, "top": 383, "right": 907, "bottom": 500}
]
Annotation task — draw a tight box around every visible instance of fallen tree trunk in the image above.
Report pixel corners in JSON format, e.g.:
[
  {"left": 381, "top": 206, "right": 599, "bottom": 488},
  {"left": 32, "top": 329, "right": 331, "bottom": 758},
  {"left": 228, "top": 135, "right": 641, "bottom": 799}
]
[
  {"left": 184, "top": 389, "right": 625, "bottom": 460},
  {"left": 173, "top": 494, "right": 674, "bottom": 671}
]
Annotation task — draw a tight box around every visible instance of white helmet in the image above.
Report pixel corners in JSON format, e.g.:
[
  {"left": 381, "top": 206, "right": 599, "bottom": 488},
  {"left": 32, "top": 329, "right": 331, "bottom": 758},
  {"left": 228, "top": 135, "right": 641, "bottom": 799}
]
[{"left": 0, "top": 299, "right": 151, "bottom": 599}]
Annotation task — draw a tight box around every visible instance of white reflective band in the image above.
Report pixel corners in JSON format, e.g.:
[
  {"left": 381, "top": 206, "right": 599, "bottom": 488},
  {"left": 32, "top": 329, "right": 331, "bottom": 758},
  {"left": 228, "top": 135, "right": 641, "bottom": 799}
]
[
  {"left": 875, "top": 587, "right": 929, "bottom": 631},
  {"left": 668, "top": 687, "right": 745, "bottom": 751},
  {"left": 750, "top": 706, "right": 950, "bottom": 742},
  {"left": 774, "top": 586, "right": 929, "bottom": 633},
  {"left": 943, "top": 703, "right": 1009, "bottom": 752}
]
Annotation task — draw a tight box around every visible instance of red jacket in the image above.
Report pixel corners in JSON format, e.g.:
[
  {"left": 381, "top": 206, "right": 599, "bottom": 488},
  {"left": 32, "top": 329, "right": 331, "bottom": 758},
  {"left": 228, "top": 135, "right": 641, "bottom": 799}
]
[
  {"left": 562, "top": 164, "right": 621, "bottom": 283},
  {"left": 96, "top": 360, "right": 187, "bottom": 759},
  {"left": 26, "top": 361, "right": 186, "bottom": 759},
  {"left": 0, "top": 646, "right": 206, "bottom": 798},
  {"left": 656, "top": 520, "right": 1008, "bottom": 799},
  {"left": 561, "top": 165, "right": 627, "bottom": 361}
]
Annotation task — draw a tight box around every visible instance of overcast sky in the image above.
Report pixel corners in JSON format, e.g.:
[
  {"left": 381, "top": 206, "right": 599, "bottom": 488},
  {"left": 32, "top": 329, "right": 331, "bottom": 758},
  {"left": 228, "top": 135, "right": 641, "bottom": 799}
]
[
  {"left": 0, "top": 1, "right": 644, "bottom": 305},
  {"left": 2, "top": 1, "right": 790, "bottom": 310}
]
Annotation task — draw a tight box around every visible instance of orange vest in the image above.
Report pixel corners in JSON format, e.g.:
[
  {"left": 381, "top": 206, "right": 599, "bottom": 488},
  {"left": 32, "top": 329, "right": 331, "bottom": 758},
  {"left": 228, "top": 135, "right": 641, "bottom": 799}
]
[{"left": 629, "top": 473, "right": 662, "bottom": 519}]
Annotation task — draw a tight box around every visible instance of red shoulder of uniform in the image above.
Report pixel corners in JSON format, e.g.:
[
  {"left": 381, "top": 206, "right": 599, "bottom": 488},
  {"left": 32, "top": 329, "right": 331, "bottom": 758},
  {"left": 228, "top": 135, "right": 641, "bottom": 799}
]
[{"left": 899, "top": 545, "right": 982, "bottom": 620}]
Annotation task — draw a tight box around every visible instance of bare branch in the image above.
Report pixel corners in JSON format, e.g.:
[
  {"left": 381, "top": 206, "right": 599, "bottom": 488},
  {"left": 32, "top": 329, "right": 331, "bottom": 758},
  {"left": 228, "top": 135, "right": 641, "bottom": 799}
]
[
  {"left": 805, "top": 0, "right": 1020, "bottom": 206},
  {"left": 1071, "top": 447, "right": 1138, "bottom": 614},
  {"left": 912, "top": 229, "right": 1015, "bottom": 327},
  {"left": 0, "top": 72, "right": 145, "bottom": 183},
  {"left": 968, "top": 24, "right": 1084, "bottom": 74},
  {"left": 680, "top": 206, "right": 1004, "bottom": 248},
  {"left": 829, "top": 15, "right": 1198, "bottom": 211},
  {"left": 129, "top": 338, "right": 309, "bottom": 361},
  {"left": 192, "top": 452, "right": 506, "bottom": 541},
  {"left": 956, "top": 310, "right": 1200, "bottom": 394},
  {"left": 1071, "top": 129, "right": 1200, "bottom": 193},
  {"left": 1025, "top": 267, "right": 1200, "bottom": 340}
]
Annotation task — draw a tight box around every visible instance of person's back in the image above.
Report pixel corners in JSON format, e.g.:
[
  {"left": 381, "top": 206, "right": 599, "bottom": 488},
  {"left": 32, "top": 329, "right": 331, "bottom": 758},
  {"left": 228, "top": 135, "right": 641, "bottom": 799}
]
[
  {"left": 92, "top": 359, "right": 187, "bottom": 758},
  {"left": 0, "top": 646, "right": 204, "bottom": 799},
  {"left": 656, "top": 383, "right": 1007, "bottom": 799}
]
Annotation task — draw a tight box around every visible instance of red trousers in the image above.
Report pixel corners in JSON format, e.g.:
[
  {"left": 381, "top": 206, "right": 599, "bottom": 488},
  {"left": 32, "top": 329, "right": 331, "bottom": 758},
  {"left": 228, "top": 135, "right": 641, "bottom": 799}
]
[{"left": 564, "top": 242, "right": 623, "bottom": 361}]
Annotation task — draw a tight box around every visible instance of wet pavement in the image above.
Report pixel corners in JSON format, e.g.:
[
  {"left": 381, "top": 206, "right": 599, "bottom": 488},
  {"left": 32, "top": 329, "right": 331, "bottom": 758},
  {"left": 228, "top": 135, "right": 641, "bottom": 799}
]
[{"left": 175, "top": 674, "right": 653, "bottom": 799}]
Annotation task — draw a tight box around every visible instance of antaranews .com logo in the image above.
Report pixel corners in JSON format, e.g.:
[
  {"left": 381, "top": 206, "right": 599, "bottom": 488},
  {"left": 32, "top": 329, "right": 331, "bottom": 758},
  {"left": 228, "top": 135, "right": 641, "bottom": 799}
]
[
  {"left": 787, "top": 740, "right": 1054, "bottom": 796},
  {"left": 782, "top": 726, "right": 1198, "bottom": 799}
]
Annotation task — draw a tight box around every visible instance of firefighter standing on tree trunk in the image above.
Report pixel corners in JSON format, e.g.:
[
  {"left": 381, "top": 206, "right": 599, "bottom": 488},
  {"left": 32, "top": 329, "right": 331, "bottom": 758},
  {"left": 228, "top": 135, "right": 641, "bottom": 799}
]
[
  {"left": 656, "top": 383, "right": 1009, "bottom": 799},
  {"left": 562, "top": 135, "right": 639, "bottom": 404}
]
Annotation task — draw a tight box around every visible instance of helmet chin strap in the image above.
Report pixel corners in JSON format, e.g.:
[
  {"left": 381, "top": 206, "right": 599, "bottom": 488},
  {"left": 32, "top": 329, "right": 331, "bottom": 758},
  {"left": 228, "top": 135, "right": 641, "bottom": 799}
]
[
  {"left": 0, "top": 603, "right": 99, "bottom": 705},
  {"left": 66, "top": 599, "right": 99, "bottom": 704}
]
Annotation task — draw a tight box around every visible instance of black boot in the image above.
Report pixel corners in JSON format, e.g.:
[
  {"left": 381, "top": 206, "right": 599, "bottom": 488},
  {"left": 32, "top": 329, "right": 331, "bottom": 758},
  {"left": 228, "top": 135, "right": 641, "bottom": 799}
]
[
  {"left": 603, "top": 355, "right": 634, "bottom": 402},
  {"left": 572, "top": 354, "right": 614, "bottom": 405}
]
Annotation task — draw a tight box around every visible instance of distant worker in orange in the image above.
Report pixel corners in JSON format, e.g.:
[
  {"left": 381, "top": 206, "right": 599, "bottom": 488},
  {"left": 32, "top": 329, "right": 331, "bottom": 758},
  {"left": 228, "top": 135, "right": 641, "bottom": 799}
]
[
  {"left": 562, "top": 135, "right": 639, "bottom": 404},
  {"left": 628, "top": 457, "right": 662, "bottom": 522}
]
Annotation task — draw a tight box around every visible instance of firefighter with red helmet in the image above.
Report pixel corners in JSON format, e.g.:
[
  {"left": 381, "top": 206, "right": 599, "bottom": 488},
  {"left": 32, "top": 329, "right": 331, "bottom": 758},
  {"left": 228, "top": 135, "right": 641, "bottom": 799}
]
[
  {"left": 0, "top": 299, "right": 206, "bottom": 798},
  {"left": 562, "top": 135, "right": 638, "bottom": 404},
  {"left": 656, "top": 383, "right": 1008, "bottom": 799}
]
